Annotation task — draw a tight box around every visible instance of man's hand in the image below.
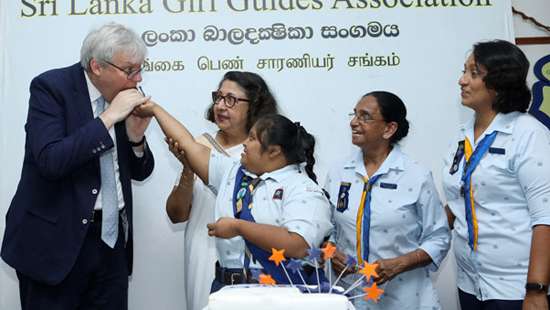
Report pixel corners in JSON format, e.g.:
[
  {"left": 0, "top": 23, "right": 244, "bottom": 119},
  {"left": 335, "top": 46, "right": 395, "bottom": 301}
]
[
  {"left": 207, "top": 218, "right": 241, "bottom": 239},
  {"left": 100, "top": 89, "right": 149, "bottom": 129},
  {"left": 126, "top": 113, "right": 152, "bottom": 144}
]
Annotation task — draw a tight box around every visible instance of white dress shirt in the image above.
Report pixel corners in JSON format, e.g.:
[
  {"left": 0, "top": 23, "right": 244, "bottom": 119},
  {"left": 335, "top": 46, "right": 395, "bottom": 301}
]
[
  {"left": 442, "top": 112, "right": 550, "bottom": 300},
  {"left": 85, "top": 74, "right": 125, "bottom": 211}
]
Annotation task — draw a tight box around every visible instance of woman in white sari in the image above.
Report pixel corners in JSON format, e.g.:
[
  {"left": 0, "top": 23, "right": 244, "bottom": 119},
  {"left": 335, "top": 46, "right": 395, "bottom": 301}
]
[{"left": 164, "top": 71, "right": 278, "bottom": 310}]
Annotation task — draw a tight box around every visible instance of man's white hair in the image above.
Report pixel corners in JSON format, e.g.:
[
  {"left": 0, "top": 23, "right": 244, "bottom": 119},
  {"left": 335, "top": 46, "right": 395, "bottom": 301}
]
[{"left": 80, "top": 22, "right": 147, "bottom": 71}]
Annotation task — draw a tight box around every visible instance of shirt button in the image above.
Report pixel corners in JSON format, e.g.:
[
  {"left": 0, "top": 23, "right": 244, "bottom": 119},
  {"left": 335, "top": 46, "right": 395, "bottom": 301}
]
[
  {"left": 92, "top": 150, "right": 97, "bottom": 154},
  {"left": 92, "top": 189, "right": 98, "bottom": 195},
  {"left": 82, "top": 219, "right": 88, "bottom": 225}
]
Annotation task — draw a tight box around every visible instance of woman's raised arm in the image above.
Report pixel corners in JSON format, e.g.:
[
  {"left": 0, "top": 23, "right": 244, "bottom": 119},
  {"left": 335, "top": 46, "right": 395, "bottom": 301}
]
[{"left": 135, "top": 101, "right": 210, "bottom": 183}]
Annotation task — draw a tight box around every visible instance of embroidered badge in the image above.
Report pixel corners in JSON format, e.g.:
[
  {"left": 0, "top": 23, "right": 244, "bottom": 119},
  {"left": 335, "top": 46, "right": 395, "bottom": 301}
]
[
  {"left": 529, "top": 54, "right": 550, "bottom": 130},
  {"left": 336, "top": 182, "right": 352, "bottom": 213},
  {"left": 273, "top": 188, "right": 284, "bottom": 200},
  {"left": 237, "top": 187, "right": 247, "bottom": 200},
  {"left": 449, "top": 140, "right": 465, "bottom": 175}
]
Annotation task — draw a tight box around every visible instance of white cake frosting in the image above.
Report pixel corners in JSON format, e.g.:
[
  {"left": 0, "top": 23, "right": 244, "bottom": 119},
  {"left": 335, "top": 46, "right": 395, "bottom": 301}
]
[{"left": 204, "top": 284, "right": 355, "bottom": 310}]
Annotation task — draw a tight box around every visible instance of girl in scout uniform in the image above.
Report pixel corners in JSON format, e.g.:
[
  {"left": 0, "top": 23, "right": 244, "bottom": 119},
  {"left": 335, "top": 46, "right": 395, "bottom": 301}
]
[
  {"left": 135, "top": 101, "right": 332, "bottom": 292},
  {"left": 443, "top": 40, "right": 550, "bottom": 309},
  {"left": 324, "top": 91, "right": 450, "bottom": 309}
]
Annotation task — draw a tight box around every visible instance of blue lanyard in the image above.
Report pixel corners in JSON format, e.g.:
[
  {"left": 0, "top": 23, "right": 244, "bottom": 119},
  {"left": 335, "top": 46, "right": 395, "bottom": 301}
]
[
  {"left": 358, "top": 174, "right": 381, "bottom": 263},
  {"left": 461, "top": 131, "right": 497, "bottom": 250}
]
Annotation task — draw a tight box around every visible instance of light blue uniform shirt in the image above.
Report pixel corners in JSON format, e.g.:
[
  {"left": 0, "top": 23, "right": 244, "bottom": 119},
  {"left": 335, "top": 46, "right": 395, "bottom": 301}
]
[
  {"left": 325, "top": 146, "right": 450, "bottom": 309},
  {"left": 442, "top": 112, "right": 550, "bottom": 300},
  {"left": 208, "top": 151, "right": 333, "bottom": 269}
]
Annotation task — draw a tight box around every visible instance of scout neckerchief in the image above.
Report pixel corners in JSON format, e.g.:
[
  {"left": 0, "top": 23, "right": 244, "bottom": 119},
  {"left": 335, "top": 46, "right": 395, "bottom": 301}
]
[
  {"left": 232, "top": 166, "right": 326, "bottom": 285},
  {"left": 233, "top": 167, "right": 262, "bottom": 217},
  {"left": 232, "top": 166, "right": 294, "bottom": 284},
  {"left": 356, "top": 174, "right": 382, "bottom": 265},
  {"left": 461, "top": 131, "right": 497, "bottom": 251}
]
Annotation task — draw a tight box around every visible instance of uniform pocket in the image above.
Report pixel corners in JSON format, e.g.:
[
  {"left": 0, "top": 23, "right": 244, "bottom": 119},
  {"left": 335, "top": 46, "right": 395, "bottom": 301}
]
[{"left": 482, "top": 152, "right": 512, "bottom": 176}]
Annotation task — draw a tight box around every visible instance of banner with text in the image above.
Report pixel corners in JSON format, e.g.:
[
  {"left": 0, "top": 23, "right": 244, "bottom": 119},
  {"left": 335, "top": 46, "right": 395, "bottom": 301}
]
[{"left": 1, "top": 1, "right": 513, "bottom": 309}]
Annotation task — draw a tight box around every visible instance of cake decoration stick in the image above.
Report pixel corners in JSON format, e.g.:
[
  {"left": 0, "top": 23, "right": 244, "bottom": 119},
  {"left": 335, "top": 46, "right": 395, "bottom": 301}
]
[
  {"left": 258, "top": 273, "right": 277, "bottom": 285},
  {"left": 250, "top": 269, "right": 277, "bottom": 286},
  {"left": 269, "top": 248, "right": 294, "bottom": 287},
  {"left": 287, "top": 259, "right": 311, "bottom": 293},
  {"left": 321, "top": 243, "right": 337, "bottom": 293},
  {"left": 330, "top": 255, "right": 357, "bottom": 294},
  {"left": 347, "top": 283, "right": 384, "bottom": 302},
  {"left": 250, "top": 269, "right": 263, "bottom": 282},
  {"left": 306, "top": 247, "right": 322, "bottom": 293},
  {"left": 342, "top": 262, "right": 379, "bottom": 295}
]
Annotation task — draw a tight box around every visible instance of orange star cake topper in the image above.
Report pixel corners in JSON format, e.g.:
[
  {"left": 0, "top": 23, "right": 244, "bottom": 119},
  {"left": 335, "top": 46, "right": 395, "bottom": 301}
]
[
  {"left": 269, "top": 248, "right": 286, "bottom": 266},
  {"left": 321, "top": 243, "right": 337, "bottom": 260},
  {"left": 258, "top": 273, "right": 277, "bottom": 285},
  {"left": 359, "top": 262, "right": 379, "bottom": 282},
  {"left": 363, "top": 282, "right": 384, "bottom": 302}
]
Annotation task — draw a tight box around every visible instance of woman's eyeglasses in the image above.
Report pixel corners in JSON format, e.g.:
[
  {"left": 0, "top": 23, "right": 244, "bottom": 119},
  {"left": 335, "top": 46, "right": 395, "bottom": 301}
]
[
  {"left": 211, "top": 91, "right": 250, "bottom": 108},
  {"left": 348, "top": 111, "right": 385, "bottom": 123}
]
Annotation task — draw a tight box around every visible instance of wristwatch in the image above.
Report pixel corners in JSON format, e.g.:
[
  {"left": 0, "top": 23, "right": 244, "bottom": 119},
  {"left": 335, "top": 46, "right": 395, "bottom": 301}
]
[{"left": 525, "top": 283, "right": 548, "bottom": 292}]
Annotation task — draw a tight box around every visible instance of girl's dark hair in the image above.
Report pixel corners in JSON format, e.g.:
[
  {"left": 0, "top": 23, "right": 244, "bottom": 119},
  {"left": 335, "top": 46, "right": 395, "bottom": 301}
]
[
  {"left": 472, "top": 40, "right": 531, "bottom": 113},
  {"left": 206, "top": 71, "right": 279, "bottom": 131},
  {"left": 254, "top": 114, "right": 318, "bottom": 183},
  {"left": 364, "top": 91, "right": 409, "bottom": 145}
]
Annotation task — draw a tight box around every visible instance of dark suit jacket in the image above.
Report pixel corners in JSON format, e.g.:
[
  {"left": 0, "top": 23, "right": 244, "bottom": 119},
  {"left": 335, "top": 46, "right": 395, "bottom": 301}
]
[{"left": 1, "top": 63, "right": 154, "bottom": 285}]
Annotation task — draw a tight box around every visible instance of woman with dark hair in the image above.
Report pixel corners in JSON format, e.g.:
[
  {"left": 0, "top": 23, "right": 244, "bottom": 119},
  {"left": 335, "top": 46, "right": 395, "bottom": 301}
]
[
  {"left": 324, "top": 91, "right": 450, "bottom": 309},
  {"left": 164, "top": 71, "right": 278, "bottom": 310},
  {"left": 443, "top": 40, "right": 550, "bottom": 309},
  {"left": 136, "top": 101, "right": 332, "bottom": 292}
]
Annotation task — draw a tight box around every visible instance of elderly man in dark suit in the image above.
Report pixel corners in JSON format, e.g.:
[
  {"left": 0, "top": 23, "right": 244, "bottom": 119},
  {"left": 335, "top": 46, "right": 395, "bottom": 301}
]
[{"left": 1, "top": 22, "right": 154, "bottom": 309}]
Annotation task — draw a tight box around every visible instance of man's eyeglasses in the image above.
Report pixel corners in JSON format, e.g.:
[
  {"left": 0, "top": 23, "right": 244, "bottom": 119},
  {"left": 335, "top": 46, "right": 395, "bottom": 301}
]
[
  {"left": 348, "top": 111, "right": 385, "bottom": 123},
  {"left": 211, "top": 91, "right": 250, "bottom": 108},
  {"left": 105, "top": 61, "right": 143, "bottom": 80}
]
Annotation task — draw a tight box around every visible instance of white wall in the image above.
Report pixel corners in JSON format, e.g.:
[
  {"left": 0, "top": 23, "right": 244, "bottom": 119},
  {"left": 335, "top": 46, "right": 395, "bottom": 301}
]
[
  {"left": 0, "top": 0, "right": 13, "bottom": 308},
  {"left": 1, "top": 1, "right": 548, "bottom": 309}
]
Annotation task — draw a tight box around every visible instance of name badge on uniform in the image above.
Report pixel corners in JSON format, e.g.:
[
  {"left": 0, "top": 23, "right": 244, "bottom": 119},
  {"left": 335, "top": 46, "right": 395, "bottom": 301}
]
[
  {"left": 336, "top": 182, "right": 351, "bottom": 213},
  {"left": 488, "top": 147, "right": 505, "bottom": 155},
  {"left": 449, "top": 140, "right": 465, "bottom": 175},
  {"left": 380, "top": 182, "right": 397, "bottom": 189},
  {"left": 272, "top": 188, "right": 284, "bottom": 200}
]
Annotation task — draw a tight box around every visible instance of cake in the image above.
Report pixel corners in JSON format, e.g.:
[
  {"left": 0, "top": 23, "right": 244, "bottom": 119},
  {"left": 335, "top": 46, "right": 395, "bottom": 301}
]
[{"left": 203, "top": 284, "right": 355, "bottom": 310}]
